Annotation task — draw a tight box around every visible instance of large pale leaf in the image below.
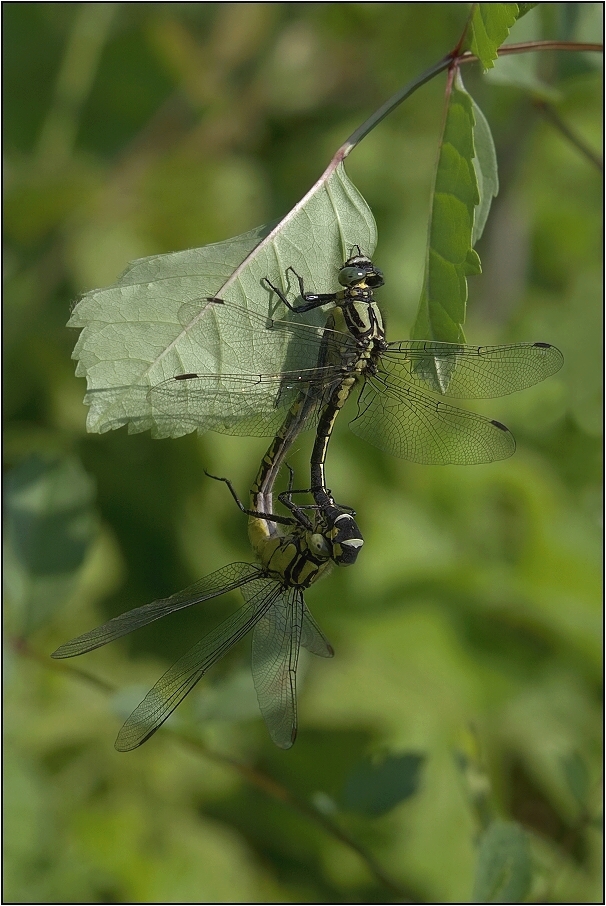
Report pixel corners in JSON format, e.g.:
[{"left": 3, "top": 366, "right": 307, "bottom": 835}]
[
  {"left": 69, "top": 163, "right": 376, "bottom": 438},
  {"left": 412, "top": 73, "right": 486, "bottom": 344},
  {"left": 466, "top": 4, "right": 520, "bottom": 71}
]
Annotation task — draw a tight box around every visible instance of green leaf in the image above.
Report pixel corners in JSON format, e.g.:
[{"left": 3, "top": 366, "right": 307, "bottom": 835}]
[
  {"left": 4, "top": 453, "right": 98, "bottom": 634},
  {"left": 471, "top": 98, "right": 499, "bottom": 245},
  {"left": 472, "top": 820, "right": 532, "bottom": 903},
  {"left": 340, "top": 752, "right": 425, "bottom": 817},
  {"left": 412, "top": 73, "right": 492, "bottom": 343},
  {"left": 467, "top": 4, "right": 520, "bottom": 71},
  {"left": 516, "top": 3, "right": 537, "bottom": 18},
  {"left": 69, "top": 163, "right": 376, "bottom": 438}
]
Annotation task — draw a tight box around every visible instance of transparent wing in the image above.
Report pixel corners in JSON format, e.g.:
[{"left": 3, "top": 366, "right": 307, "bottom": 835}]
[
  {"left": 382, "top": 341, "right": 563, "bottom": 398},
  {"left": 175, "top": 296, "right": 338, "bottom": 374},
  {"left": 251, "top": 585, "right": 304, "bottom": 750},
  {"left": 301, "top": 604, "right": 334, "bottom": 658},
  {"left": 115, "top": 577, "right": 281, "bottom": 752},
  {"left": 349, "top": 375, "right": 515, "bottom": 464},
  {"left": 52, "top": 563, "right": 261, "bottom": 658},
  {"left": 149, "top": 370, "right": 332, "bottom": 437},
  {"left": 145, "top": 293, "right": 364, "bottom": 435}
]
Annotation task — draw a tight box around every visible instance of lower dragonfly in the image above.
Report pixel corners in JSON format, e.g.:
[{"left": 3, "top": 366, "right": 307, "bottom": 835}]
[{"left": 52, "top": 388, "right": 362, "bottom": 751}]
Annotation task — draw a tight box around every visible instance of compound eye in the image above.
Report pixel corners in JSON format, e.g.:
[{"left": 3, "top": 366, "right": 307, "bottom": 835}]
[
  {"left": 309, "top": 533, "right": 331, "bottom": 557},
  {"left": 338, "top": 266, "right": 366, "bottom": 287}
]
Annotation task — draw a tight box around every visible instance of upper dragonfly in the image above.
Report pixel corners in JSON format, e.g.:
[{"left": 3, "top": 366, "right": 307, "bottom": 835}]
[{"left": 149, "top": 251, "right": 563, "bottom": 492}]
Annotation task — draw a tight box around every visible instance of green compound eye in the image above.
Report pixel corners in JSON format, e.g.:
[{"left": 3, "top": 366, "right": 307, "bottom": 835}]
[
  {"left": 309, "top": 532, "right": 331, "bottom": 557},
  {"left": 338, "top": 266, "right": 367, "bottom": 286}
]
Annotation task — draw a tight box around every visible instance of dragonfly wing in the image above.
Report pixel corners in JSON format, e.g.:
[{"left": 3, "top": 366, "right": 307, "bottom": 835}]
[
  {"left": 149, "top": 370, "right": 339, "bottom": 437},
  {"left": 382, "top": 341, "right": 563, "bottom": 399},
  {"left": 52, "top": 563, "right": 261, "bottom": 658},
  {"left": 176, "top": 297, "right": 359, "bottom": 376},
  {"left": 176, "top": 297, "right": 330, "bottom": 374},
  {"left": 301, "top": 604, "right": 334, "bottom": 658},
  {"left": 350, "top": 376, "right": 515, "bottom": 464},
  {"left": 251, "top": 586, "right": 304, "bottom": 749},
  {"left": 115, "top": 576, "right": 280, "bottom": 751},
  {"left": 147, "top": 295, "right": 359, "bottom": 437}
]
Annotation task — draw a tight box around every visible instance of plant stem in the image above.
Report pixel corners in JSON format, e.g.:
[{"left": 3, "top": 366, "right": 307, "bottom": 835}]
[
  {"left": 534, "top": 99, "right": 603, "bottom": 172},
  {"left": 340, "top": 55, "right": 453, "bottom": 158},
  {"left": 19, "top": 641, "right": 418, "bottom": 902},
  {"left": 177, "top": 730, "right": 419, "bottom": 901},
  {"left": 487, "top": 39, "right": 602, "bottom": 57},
  {"left": 337, "top": 41, "right": 602, "bottom": 160}
]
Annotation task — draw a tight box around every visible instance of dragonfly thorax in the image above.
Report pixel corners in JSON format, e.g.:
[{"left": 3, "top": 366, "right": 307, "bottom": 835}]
[{"left": 258, "top": 531, "right": 332, "bottom": 589}]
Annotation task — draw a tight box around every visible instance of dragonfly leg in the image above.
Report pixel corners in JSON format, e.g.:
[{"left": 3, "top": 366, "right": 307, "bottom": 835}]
[
  {"left": 276, "top": 463, "right": 314, "bottom": 530},
  {"left": 262, "top": 272, "right": 336, "bottom": 314},
  {"left": 278, "top": 486, "right": 356, "bottom": 516},
  {"left": 286, "top": 266, "right": 338, "bottom": 310},
  {"left": 205, "top": 470, "right": 297, "bottom": 528}
]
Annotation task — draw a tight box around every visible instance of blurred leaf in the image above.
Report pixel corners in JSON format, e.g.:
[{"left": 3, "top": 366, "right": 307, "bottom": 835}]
[
  {"left": 4, "top": 453, "right": 98, "bottom": 634},
  {"left": 340, "top": 751, "right": 425, "bottom": 817},
  {"left": 454, "top": 726, "right": 494, "bottom": 829},
  {"left": 412, "top": 73, "right": 484, "bottom": 343},
  {"left": 560, "top": 751, "right": 590, "bottom": 811},
  {"left": 69, "top": 164, "right": 376, "bottom": 438},
  {"left": 472, "top": 820, "right": 531, "bottom": 903},
  {"left": 466, "top": 4, "right": 520, "bottom": 71}
]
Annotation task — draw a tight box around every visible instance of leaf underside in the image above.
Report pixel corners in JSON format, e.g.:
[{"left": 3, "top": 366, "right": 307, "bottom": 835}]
[{"left": 69, "top": 162, "right": 377, "bottom": 438}]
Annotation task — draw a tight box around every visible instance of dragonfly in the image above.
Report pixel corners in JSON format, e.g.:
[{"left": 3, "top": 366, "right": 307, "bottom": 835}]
[
  {"left": 52, "top": 384, "right": 363, "bottom": 750},
  {"left": 149, "top": 252, "right": 564, "bottom": 508}
]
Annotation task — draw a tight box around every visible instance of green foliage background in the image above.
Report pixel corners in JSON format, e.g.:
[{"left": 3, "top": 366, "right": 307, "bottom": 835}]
[{"left": 4, "top": 3, "right": 602, "bottom": 902}]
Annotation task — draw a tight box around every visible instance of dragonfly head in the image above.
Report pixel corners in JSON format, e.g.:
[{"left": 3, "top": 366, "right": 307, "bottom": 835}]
[
  {"left": 327, "top": 511, "right": 364, "bottom": 566},
  {"left": 339, "top": 255, "right": 384, "bottom": 291}
]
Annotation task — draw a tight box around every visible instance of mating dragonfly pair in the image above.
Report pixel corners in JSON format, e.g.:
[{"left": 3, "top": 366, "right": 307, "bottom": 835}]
[{"left": 53, "top": 251, "right": 563, "bottom": 749}]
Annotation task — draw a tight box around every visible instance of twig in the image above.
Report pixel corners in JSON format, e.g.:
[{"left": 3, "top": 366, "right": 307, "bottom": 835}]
[
  {"left": 176, "top": 731, "right": 418, "bottom": 901},
  {"left": 17, "top": 640, "right": 418, "bottom": 902},
  {"left": 340, "top": 41, "right": 602, "bottom": 158},
  {"left": 534, "top": 99, "right": 603, "bottom": 171}
]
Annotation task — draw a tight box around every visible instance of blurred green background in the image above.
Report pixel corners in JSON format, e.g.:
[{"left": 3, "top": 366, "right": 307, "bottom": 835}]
[{"left": 4, "top": 3, "right": 602, "bottom": 902}]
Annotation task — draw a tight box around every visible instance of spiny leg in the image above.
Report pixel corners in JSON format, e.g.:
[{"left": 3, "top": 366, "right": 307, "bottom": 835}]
[{"left": 205, "top": 470, "right": 298, "bottom": 528}]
